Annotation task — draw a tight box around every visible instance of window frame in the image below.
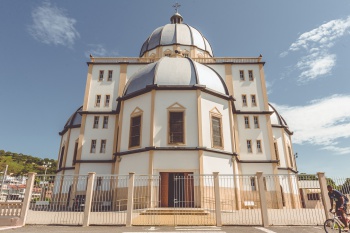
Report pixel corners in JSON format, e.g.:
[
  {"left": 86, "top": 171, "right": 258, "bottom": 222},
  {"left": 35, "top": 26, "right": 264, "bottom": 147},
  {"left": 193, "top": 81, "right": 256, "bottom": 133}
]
[
  {"left": 167, "top": 104, "right": 186, "bottom": 145},
  {"left": 129, "top": 114, "right": 142, "bottom": 149},
  {"left": 244, "top": 116, "right": 250, "bottom": 129},
  {"left": 250, "top": 177, "right": 257, "bottom": 191},
  {"left": 100, "top": 139, "right": 106, "bottom": 153},
  {"left": 248, "top": 70, "right": 254, "bottom": 81},
  {"left": 103, "top": 116, "right": 109, "bottom": 129},
  {"left": 253, "top": 116, "right": 259, "bottom": 128},
  {"left": 105, "top": 95, "right": 110, "bottom": 107},
  {"left": 242, "top": 94, "right": 247, "bottom": 107},
  {"left": 107, "top": 70, "right": 113, "bottom": 81},
  {"left": 95, "top": 95, "right": 101, "bottom": 107},
  {"left": 239, "top": 70, "right": 245, "bottom": 81},
  {"left": 210, "top": 111, "right": 224, "bottom": 149},
  {"left": 98, "top": 70, "right": 104, "bottom": 82},
  {"left": 251, "top": 94, "right": 257, "bottom": 106},
  {"left": 247, "top": 140, "right": 252, "bottom": 153},
  {"left": 257, "top": 140, "right": 262, "bottom": 153},
  {"left": 93, "top": 116, "right": 99, "bottom": 129},
  {"left": 90, "top": 140, "right": 97, "bottom": 153}
]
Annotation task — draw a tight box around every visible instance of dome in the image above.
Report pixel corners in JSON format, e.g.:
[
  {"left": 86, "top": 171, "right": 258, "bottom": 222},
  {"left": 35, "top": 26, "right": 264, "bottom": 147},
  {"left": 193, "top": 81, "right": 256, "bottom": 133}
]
[
  {"left": 139, "top": 13, "right": 213, "bottom": 57},
  {"left": 269, "top": 103, "right": 288, "bottom": 127},
  {"left": 124, "top": 57, "right": 228, "bottom": 96},
  {"left": 59, "top": 106, "right": 82, "bottom": 135}
]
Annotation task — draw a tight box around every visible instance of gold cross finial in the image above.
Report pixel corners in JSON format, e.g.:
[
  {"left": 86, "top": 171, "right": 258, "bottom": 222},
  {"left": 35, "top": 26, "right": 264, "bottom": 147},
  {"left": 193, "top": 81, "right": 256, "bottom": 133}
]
[{"left": 173, "top": 3, "right": 181, "bottom": 13}]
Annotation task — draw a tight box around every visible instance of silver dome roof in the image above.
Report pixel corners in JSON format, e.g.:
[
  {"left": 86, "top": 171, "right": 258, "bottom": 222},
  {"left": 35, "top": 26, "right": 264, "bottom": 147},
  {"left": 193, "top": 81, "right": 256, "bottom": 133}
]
[
  {"left": 269, "top": 103, "right": 288, "bottom": 127},
  {"left": 124, "top": 57, "right": 228, "bottom": 96},
  {"left": 140, "top": 14, "right": 213, "bottom": 57},
  {"left": 59, "top": 106, "right": 82, "bottom": 135}
]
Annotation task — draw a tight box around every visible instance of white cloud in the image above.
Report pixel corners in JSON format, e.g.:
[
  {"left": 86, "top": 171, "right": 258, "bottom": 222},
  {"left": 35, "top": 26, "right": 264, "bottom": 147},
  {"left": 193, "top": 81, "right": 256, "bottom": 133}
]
[
  {"left": 28, "top": 2, "right": 80, "bottom": 47},
  {"left": 281, "top": 16, "right": 350, "bottom": 82},
  {"left": 272, "top": 95, "right": 350, "bottom": 155},
  {"left": 85, "top": 44, "right": 119, "bottom": 58},
  {"left": 296, "top": 53, "right": 336, "bottom": 82}
]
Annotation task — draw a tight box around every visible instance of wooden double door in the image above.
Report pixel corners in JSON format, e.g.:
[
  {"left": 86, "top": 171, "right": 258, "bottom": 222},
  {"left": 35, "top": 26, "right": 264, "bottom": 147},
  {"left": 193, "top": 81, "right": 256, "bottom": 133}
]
[{"left": 160, "top": 172, "right": 194, "bottom": 207}]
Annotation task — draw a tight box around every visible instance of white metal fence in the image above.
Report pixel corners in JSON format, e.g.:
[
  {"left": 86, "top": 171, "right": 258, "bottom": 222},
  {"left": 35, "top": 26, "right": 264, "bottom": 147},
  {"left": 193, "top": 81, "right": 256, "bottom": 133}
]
[{"left": 1, "top": 172, "right": 348, "bottom": 227}]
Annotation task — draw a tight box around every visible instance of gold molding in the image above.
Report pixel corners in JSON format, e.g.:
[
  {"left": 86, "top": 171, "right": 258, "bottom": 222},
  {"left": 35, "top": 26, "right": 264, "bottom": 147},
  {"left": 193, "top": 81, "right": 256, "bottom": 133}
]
[
  {"left": 83, "top": 65, "right": 93, "bottom": 111},
  {"left": 118, "top": 64, "right": 127, "bottom": 97},
  {"left": 225, "top": 64, "right": 233, "bottom": 95},
  {"left": 259, "top": 64, "right": 269, "bottom": 111}
]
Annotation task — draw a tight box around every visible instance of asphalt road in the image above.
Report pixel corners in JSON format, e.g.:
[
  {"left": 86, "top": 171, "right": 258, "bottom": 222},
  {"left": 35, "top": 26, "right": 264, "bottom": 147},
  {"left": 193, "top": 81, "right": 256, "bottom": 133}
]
[{"left": 0, "top": 225, "right": 326, "bottom": 233}]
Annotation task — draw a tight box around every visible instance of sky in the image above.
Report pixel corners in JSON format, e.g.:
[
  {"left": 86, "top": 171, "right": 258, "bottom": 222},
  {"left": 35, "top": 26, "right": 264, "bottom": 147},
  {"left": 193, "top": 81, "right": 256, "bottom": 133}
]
[{"left": 0, "top": 0, "right": 349, "bottom": 177}]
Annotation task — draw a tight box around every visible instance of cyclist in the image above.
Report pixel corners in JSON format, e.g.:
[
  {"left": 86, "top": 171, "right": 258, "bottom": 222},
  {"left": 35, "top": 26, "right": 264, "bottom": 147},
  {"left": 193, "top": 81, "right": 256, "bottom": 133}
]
[{"left": 327, "top": 185, "right": 349, "bottom": 231}]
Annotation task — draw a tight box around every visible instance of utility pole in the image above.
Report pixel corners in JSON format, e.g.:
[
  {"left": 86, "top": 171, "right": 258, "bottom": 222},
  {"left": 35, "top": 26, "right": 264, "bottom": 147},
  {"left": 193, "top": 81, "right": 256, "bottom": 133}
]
[{"left": 0, "top": 165, "right": 8, "bottom": 201}]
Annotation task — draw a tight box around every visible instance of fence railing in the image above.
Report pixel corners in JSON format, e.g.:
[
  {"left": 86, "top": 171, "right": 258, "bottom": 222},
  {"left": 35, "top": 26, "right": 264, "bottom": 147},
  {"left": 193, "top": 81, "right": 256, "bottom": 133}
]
[{"left": 1, "top": 172, "right": 348, "bottom": 227}]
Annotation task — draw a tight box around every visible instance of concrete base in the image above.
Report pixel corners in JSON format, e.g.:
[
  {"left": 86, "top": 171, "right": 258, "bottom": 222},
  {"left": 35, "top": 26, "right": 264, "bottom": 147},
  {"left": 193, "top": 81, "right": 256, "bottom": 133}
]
[{"left": 0, "top": 217, "right": 20, "bottom": 226}]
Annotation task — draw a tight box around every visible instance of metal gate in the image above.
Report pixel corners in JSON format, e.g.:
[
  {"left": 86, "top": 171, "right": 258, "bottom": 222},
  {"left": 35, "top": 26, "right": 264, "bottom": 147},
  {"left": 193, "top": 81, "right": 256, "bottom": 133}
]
[{"left": 172, "top": 174, "right": 216, "bottom": 225}]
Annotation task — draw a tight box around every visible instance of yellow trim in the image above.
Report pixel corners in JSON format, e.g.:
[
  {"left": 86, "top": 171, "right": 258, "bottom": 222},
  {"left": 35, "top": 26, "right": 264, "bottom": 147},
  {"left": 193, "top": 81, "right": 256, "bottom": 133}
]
[
  {"left": 117, "top": 101, "right": 125, "bottom": 153},
  {"left": 196, "top": 90, "right": 203, "bottom": 147},
  {"left": 74, "top": 113, "right": 87, "bottom": 175},
  {"left": 233, "top": 114, "right": 240, "bottom": 157},
  {"left": 150, "top": 90, "right": 155, "bottom": 146},
  {"left": 112, "top": 114, "right": 119, "bottom": 175},
  {"left": 266, "top": 115, "right": 277, "bottom": 160},
  {"left": 118, "top": 64, "right": 127, "bottom": 97},
  {"left": 281, "top": 128, "right": 289, "bottom": 167},
  {"left": 225, "top": 64, "right": 233, "bottom": 95},
  {"left": 259, "top": 64, "right": 269, "bottom": 111},
  {"left": 83, "top": 65, "right": 93, "bottom": 111},
  {"left": 62, "top": 129, "right": 71, "bottom": 168}
]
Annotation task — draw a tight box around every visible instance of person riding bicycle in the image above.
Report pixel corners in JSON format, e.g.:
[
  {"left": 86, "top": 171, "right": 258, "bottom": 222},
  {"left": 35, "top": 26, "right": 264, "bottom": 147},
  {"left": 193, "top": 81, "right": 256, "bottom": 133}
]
[{"left": 327, "top": 185, "right": 349, "bottom": 231}]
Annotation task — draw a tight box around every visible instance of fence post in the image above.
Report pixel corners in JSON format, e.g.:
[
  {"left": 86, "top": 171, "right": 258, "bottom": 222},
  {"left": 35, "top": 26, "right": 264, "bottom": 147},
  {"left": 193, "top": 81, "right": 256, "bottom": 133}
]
[
  {"left": 256, "top": 172, "right": 269, "bottom": 227},
  {"left": 213, "top": 172, "right": 222, "bottom": 226},
  {"left": 19, "top": 172, "right": 36, "bottom": 226},
  {"left": 83, "top": 172, "right": 95, "bottom": 227},
  {"left": 126, "top": 172, "right": 135, "bottom": 227},
  {"left": 317, "top": 172, "right": 331, "bottom": 220}
]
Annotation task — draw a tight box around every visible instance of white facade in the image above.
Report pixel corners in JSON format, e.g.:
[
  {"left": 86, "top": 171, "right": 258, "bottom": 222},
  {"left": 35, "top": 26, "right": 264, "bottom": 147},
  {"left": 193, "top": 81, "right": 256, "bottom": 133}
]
[{"left": 56, "top": 12, "right": 298, "bottom": 207}]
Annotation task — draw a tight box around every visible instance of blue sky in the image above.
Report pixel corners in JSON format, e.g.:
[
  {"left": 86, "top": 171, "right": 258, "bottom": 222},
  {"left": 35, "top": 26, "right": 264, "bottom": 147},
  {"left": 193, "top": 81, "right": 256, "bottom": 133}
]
[{"left": 0, "top": 1, "right": 349, "bottom": 177}]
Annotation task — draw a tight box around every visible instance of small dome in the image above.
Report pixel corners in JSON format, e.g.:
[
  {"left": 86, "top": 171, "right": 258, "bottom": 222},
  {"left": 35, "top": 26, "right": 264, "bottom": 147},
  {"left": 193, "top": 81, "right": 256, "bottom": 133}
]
[
  {"left": 59, "top": 106, "right": 82, "bottom": 135},
  {"left": 140, "top": 14, "right": 213, "bottom": 57},
  {"left": 269, "top": 103, "right": 288, "bottom": 127},
  {"left": 124, "top": 57, "right": 228, "bottom": 96}
]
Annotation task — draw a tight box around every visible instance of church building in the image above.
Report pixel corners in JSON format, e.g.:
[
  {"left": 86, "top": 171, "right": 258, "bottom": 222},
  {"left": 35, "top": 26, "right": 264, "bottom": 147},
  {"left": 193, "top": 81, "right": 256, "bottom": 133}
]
[{"left": 56, "top": 10, "right": 298, "bottom": 209}]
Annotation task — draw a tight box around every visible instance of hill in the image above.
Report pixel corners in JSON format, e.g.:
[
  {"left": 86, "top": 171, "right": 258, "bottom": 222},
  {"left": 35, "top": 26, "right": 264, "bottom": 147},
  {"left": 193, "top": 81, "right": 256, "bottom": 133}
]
[{"left": 0, "top": 150, "right": 57, "bottom": 176}]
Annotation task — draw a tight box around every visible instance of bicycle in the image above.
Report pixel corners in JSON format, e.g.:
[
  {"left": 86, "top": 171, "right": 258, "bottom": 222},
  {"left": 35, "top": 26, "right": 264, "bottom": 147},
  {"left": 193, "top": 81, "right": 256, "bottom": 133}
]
[{"left": 324, "top": 211, "right": 350, "bottom": 233}]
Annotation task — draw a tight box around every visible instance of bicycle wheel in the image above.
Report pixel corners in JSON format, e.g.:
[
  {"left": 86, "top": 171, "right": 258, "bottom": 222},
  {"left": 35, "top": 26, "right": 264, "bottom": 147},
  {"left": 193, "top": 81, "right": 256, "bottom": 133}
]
[{"left": 324, "top": 219, "right": 341, "bottom": 233}]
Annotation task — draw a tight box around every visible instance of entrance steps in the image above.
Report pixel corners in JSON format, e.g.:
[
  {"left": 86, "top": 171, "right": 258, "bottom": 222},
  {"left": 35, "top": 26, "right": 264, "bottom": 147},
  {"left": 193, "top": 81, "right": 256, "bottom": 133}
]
[
  {"left": 139, "top": 208, "right": 210, "bottom": 215},
  {"left": 133, "top": 208, "right": 216, "bottom": 225}
]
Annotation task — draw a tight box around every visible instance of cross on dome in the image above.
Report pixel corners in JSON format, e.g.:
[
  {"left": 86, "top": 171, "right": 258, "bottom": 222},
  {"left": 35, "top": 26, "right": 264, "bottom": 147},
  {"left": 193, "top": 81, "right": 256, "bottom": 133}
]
[
  {"left": 170, "top": 3, "right": 183, "bottom": 24},
  {"left": 173, "top": 3, "right": 181, "bottom": 13}
]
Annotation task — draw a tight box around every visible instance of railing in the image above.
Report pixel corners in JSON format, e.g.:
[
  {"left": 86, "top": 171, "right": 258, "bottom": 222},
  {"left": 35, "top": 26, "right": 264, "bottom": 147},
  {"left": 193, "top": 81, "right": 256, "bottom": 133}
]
[
  {"left": 3, "top": 172, "right": 349, "bottom": 227},
  {"left": 90, "top": 57, "right": 262, "bottom": 64},
  {"left": 0, "top": 202, "right": 22, "bottom": 217}
]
